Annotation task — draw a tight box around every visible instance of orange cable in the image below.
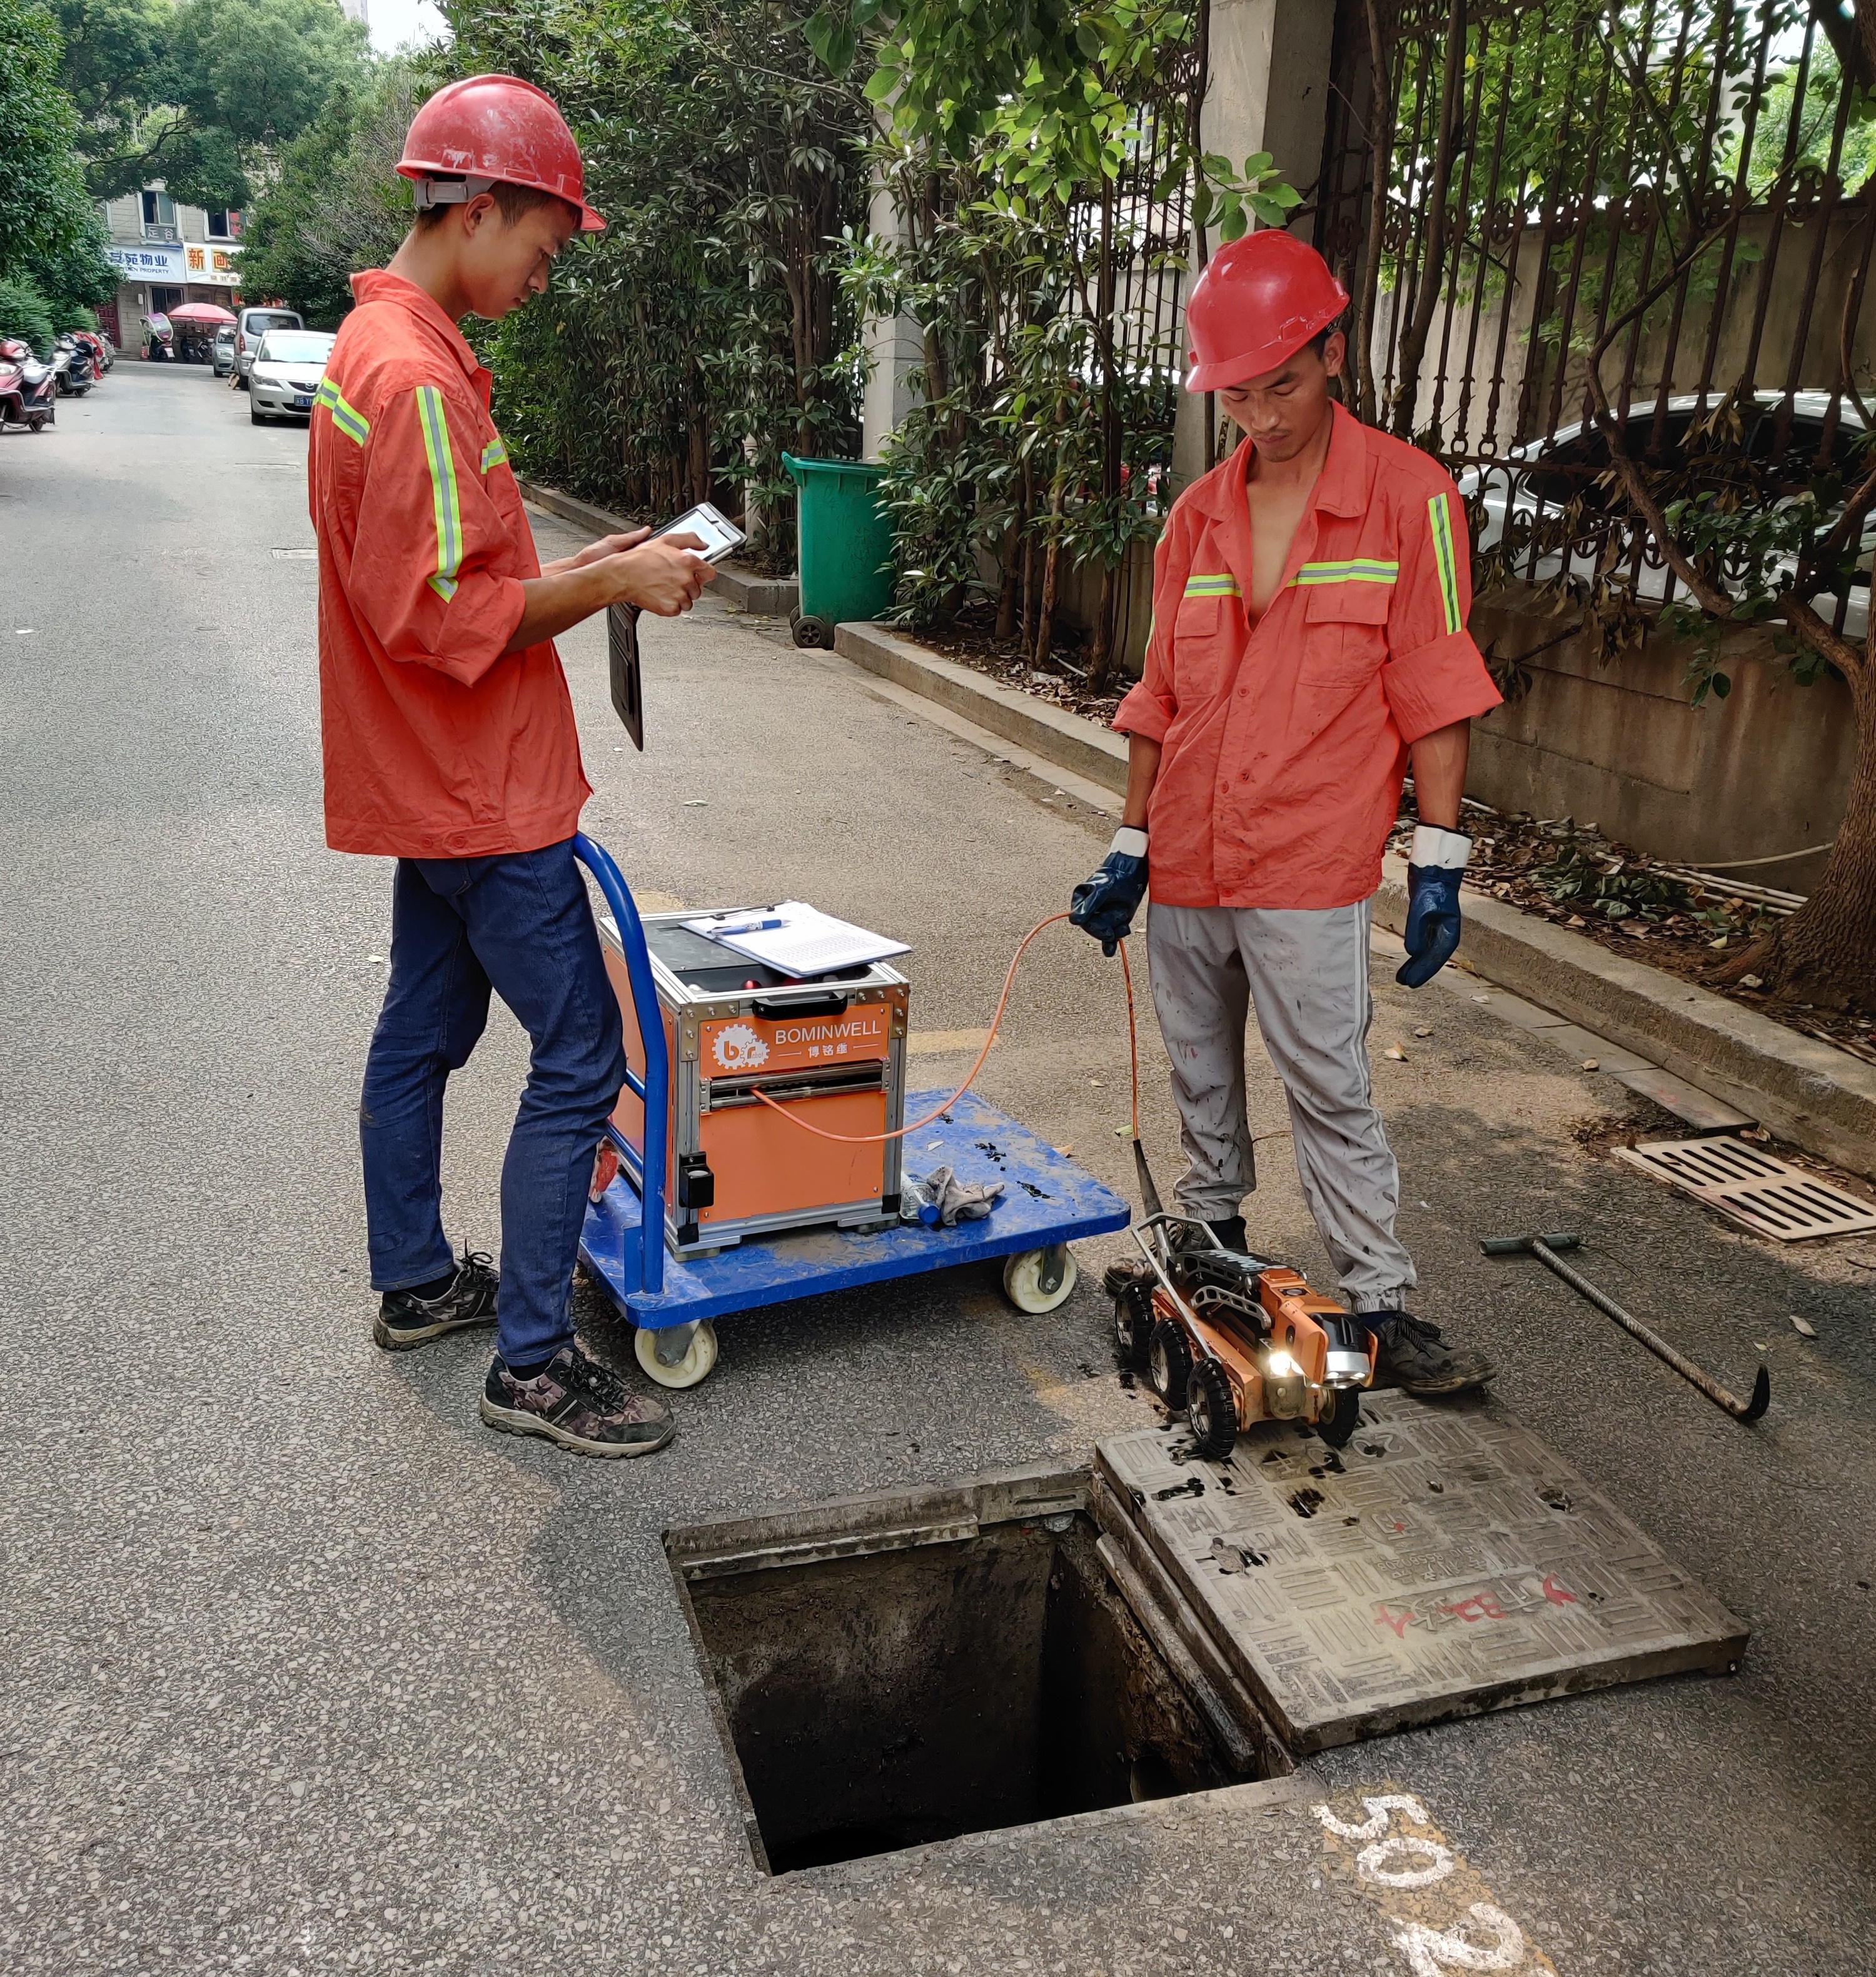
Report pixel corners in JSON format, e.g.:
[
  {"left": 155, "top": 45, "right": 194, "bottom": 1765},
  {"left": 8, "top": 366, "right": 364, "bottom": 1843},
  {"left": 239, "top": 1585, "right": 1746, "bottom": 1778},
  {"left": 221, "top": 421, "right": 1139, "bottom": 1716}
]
[{"left": 749, "top": 912, "right": 1142, "bottom": 1146}]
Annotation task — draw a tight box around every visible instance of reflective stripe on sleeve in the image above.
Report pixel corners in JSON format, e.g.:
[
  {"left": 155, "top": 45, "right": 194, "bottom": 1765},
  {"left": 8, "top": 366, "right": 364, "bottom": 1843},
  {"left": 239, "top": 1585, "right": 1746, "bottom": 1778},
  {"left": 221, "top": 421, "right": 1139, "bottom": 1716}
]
[
  {"left": 415, "top": 385, "right": 463, "bottom": 602},
  {"left": 480, "top": 437, "right": 508, "bottom": 473},
  {"left": 1289, "top": 559, "right": 1399, "bottom": 586},
  {"left": 1183, "top": 573, "right": 1241, "bottom": 598},
  {"left": 314, "top": 378, "right": 369, "bottom": 445},
  {"left": 1428, "top": 493, "right": 1462, "bottom": 634}
]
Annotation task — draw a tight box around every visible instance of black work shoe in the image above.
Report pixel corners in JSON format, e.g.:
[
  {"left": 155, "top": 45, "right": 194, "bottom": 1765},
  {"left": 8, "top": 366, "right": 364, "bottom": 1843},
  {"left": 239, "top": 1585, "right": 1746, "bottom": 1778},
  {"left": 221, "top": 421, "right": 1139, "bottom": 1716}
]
[
  {"left": 1169, "top": 1215, "right": 1249, "bottom": 1255},
  {"left": 373, "top": 1250, "right": 500, "bottom": 1352},
  {"left": 480, "top": 1343, "right": 675, "bottom": 1459},
  {"left": 1365, "top": 1312, "right": 1494, "bottom": 1396}
]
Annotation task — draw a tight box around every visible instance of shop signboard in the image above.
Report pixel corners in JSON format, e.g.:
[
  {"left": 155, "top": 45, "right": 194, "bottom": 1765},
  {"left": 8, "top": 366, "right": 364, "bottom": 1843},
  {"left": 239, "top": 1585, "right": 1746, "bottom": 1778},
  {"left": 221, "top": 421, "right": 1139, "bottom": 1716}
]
[
  {"left": 106, "top": 241, "right": 185, "bottom": 281},
  {"left": 183, "top": 241, "right": 242, "bottom": 287}
]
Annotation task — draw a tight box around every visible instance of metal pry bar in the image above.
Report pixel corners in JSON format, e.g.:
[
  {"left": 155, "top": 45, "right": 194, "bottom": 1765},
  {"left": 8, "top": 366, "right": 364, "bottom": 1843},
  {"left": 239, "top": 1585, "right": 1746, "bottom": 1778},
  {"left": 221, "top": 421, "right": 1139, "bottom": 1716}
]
[{"left": 1481, "top": 1232, "right": 1770, "bottom": 1424}]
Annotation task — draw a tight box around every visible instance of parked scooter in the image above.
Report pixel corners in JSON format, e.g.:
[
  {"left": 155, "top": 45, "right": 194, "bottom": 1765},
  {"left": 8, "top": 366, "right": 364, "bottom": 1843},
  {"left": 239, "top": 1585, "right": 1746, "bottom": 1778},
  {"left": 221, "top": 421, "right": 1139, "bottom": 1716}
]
[
  {"left": 54, "top": 336, "right": 94, "bottom": 395},
  {"left": 144, "top": 314, "right": 174, "bottom": 362},
  {"left": 0, "top": 339, "right": 58, "bottom": 431},
  {"left": 69, "top": 329, "right": 109, "bottom": 382}
]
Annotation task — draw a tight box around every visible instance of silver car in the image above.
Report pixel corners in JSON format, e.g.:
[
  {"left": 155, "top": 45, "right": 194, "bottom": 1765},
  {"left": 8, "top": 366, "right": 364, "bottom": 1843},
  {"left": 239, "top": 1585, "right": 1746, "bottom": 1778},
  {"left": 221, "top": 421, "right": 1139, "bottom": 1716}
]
[
  {"left": 234, "top": 306, "right": 303, "bottom": 384},
  {"left": 248, "top": 329, "right": 336, "bottom": 425},
  {"left": 212, "top": 324, "right": 236, "bottom": 377},
  {"left": 1456, "top": 391, "right": 1874, "bottom": 640}
]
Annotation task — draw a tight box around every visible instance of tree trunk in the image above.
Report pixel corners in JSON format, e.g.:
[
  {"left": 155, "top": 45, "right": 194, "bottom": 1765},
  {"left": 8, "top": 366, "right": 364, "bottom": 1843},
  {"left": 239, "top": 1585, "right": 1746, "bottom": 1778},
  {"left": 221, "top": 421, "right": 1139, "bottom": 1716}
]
[
  {"left": 1390, "top": 0, "right": 1467, "bottom": 440},
  {"left": 1087, "top": 563, "right": 1119, "bottom": 691},
  {"left": 1729, "top": 663, "right": 1876, "bottom": 1009},
  {"left": 997, "top": 463, "right": 1029, "bottom": 640},
  {"left": 1034, "top": 470, "right": 1066, "bottom": 667}
]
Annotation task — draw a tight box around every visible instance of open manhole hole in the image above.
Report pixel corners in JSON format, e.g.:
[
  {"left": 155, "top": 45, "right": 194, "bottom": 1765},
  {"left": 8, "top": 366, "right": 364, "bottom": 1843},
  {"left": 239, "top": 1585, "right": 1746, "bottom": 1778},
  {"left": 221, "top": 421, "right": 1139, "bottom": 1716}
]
[{"left": 667, "top": 1467, "right": 1287, "bottom": 1873}]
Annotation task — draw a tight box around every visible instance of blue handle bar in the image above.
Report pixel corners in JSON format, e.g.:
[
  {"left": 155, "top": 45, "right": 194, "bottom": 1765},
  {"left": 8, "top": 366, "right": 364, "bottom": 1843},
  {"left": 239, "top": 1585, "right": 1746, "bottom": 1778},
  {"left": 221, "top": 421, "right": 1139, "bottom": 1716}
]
[{"left": 573, "top": 832, "right": 667, "bottom": 1297}]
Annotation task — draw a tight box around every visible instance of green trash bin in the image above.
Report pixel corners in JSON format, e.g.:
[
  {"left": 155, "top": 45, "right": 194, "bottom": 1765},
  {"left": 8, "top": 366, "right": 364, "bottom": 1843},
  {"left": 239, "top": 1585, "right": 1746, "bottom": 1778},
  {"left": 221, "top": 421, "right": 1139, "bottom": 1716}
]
[{"left": 781, "top": 451, "right": 895, "bottom": 648}]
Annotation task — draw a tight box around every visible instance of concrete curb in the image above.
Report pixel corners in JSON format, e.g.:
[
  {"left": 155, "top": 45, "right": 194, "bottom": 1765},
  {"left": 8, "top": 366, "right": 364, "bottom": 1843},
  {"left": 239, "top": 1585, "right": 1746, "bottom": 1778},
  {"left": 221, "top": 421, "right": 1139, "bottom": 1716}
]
[
  {"left": 1373, "top": 861, "right": 1876, "bottom": 1180},
  {"left": 832, "top": 618, "right": 1876, "bottom": 1181},
  {"left": 517, "top": 478, "right": 798, "bottom": 616},
  {"left": 835, "top": 621, "right": 1130, "bottom": 797}
]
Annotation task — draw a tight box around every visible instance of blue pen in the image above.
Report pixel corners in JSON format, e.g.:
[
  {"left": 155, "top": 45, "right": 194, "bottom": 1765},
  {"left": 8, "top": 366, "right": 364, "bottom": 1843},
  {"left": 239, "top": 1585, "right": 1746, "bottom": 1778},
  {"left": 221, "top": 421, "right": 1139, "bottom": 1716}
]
[{"left": 711, "top": 917, "right": 784, "bottom": 936}]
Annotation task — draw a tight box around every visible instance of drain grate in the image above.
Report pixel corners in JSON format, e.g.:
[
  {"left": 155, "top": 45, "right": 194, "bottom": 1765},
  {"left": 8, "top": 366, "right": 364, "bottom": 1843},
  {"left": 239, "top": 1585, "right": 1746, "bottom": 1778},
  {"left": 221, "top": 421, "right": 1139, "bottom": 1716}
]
[{"left": 1617, "top": 1135, "right": 1876, "bottom": 1240}]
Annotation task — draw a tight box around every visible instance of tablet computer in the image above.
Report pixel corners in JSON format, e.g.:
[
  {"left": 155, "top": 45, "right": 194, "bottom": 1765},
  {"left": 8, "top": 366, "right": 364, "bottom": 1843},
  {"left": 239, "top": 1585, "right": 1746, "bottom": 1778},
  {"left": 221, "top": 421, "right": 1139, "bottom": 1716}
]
[
  {"left": 608, "top": 601, "right": 643, "bottom": 750},
  {"left": 650, "top": 501, "right": 747, "bottom": 563}
]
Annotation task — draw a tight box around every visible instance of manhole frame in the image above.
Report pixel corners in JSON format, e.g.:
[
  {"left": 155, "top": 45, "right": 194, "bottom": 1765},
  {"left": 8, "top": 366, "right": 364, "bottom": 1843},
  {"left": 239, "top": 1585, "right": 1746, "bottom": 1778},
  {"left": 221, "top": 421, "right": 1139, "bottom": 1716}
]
[{"left": 663, "top": 1462, "right": 1293, "bottom": 1875}]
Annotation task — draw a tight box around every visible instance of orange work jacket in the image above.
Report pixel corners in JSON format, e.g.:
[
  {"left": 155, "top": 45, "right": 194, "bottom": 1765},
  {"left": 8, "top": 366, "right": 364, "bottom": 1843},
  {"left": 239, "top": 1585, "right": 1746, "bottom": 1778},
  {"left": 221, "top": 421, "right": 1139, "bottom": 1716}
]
[
  {"left": 308, "top": 269, "right": 590, "bottom": 858},
  {"left": 1114, "top": 403, "right": 1501, "bottom": 909}
]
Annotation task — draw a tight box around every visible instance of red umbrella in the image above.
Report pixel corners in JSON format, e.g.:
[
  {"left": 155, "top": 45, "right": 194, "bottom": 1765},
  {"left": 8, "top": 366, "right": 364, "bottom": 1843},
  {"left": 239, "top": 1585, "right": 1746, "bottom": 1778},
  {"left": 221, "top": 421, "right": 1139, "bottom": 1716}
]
[{"left": 168, "top": 302, "right": 236, "bottom": 323}]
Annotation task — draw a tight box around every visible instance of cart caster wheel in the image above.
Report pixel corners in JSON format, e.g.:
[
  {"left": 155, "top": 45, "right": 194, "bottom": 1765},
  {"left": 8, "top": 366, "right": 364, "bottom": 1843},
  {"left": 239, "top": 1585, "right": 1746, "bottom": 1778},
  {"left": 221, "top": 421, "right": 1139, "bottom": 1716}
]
[
  {"left": 1147, "top": 1319, "right": 1191, "bottom": 1405},
  {"left": 1314, "top": 1385, "right": 1361, "bottom": 1449},
  {"left": 791, "top": 613, "right": 834, "bottom": 649},
  {"left": 1003, "top": 1244, "right": 1077, "bottom": 1314},
  {"left": 1186, "top": 1359, "right": 1238, "bottom": 1459},
  {"left": 635, "top": 1319, "right": 719, "bottom": 1389}
]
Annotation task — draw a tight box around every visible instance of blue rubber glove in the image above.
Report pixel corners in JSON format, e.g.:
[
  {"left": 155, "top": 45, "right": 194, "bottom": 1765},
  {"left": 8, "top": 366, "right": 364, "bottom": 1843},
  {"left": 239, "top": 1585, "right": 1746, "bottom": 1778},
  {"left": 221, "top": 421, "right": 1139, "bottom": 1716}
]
[
  {"left": 1071, "top": 828, "right": 1149, "bottom": 957},
  {"left": 1394, "top": 827, "right": 1472, "bottom": 988}
]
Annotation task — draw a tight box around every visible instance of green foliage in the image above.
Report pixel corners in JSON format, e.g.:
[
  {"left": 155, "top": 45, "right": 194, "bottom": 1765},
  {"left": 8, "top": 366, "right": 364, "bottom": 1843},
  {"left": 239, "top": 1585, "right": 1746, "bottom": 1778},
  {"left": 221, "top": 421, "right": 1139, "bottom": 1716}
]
[
  {"left": 23, "top": 200, "right": 118, "bottom": 310},
  {"left": 0, "top": 0, "right": 92, "bottom": 279},
  {"left": 1530, "top": 843, "right": 1701, "bottom": 923},
  {"left": 0, "top": 274, "right": 59, "bottom": 355},
  {"left": 237, "top": 65, "right": 422, "bottom": 326},
  {"left": 442, "top": 0, "right": 867, "bottom": 566},
  {"left": 807, "top": 0, "right": 1186, "bottom": 182},
  {"left": 51, "top": 0, "right": 366, "bottom": 205}
]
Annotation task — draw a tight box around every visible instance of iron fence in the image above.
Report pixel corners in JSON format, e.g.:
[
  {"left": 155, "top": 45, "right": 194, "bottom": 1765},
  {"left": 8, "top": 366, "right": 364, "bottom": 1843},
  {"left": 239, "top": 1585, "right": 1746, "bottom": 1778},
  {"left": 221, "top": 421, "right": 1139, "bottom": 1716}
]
[{"left": 1316, "top": 0, "right": 1876, "bottom": 624}]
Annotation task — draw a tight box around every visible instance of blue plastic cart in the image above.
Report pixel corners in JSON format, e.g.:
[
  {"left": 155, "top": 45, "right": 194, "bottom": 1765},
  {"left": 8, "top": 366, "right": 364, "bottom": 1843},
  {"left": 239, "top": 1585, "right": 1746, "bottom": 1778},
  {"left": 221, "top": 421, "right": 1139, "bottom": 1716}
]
[{"left": 572, "top": 835, "right": 1132, "bottom": 1388}]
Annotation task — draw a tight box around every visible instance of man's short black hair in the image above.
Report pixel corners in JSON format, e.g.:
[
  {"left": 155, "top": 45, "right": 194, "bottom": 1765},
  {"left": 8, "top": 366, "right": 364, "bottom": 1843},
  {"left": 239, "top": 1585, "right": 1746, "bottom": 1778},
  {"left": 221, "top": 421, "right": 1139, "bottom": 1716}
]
[{"left": 411, "top": 179, "right": 580, "bottom": 233}]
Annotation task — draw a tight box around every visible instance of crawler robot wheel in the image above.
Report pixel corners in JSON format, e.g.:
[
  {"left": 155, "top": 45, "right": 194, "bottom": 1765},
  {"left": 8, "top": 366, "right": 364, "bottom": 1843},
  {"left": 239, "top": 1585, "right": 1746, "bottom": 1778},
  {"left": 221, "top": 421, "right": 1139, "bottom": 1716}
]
[
  {"left": 634, "top": 1319, "right": 719, "bottom": 1390},
  {"left": 1147, "top": 1319, "right": 1191, "bottom": 1406},
  {"left": 1186, "top": 1359, "right": 1238, "bottom": 1459},
  {"left": 1314, "top": 1383, "right": 1361, "bottom": 1449},
  {"left": 1110, "top": 1285, "right": 1152, "bottom": 1371},
  {"left": 1003, "top": 1244, "right": 1077, "bottom": 1314}
]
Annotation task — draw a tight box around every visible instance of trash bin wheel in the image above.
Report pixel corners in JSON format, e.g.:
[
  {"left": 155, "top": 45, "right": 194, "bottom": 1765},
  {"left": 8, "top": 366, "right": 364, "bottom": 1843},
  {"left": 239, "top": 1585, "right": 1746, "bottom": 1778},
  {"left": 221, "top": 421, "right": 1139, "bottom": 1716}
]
[
  {"left": 1003, "top": 1244, "right": 1077, "bottom": 1314},
  {"left": 635, "top": 1319, "right": 719, "bottom": 1390},
  {"left": 1147, "top": 1319, "right": 1191, "bottom": 1404},
  {"left": 1186, "top": 1358, "right": 1238, "bottom": 1459},
  {"left": 1314, "top": 1384, "right": 1361, "bottom": 1449},
  {"left": 792, "top": 613, "right": 834, "bottom": 649}
]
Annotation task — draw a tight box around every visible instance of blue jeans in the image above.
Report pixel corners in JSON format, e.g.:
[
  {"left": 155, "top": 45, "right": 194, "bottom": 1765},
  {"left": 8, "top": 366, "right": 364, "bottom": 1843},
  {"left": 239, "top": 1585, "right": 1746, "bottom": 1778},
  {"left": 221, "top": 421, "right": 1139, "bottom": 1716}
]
[{"left": 360, "top": 838, "right": 627, "bottom": 1366}]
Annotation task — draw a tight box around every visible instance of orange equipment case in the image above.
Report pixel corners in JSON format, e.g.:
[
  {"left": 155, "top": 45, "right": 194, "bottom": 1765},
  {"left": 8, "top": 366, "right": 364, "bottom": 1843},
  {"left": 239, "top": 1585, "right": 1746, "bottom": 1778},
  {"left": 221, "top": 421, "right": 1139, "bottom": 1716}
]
[{"left": 598, "top": 910, "right": 909, "bottom": 1254}]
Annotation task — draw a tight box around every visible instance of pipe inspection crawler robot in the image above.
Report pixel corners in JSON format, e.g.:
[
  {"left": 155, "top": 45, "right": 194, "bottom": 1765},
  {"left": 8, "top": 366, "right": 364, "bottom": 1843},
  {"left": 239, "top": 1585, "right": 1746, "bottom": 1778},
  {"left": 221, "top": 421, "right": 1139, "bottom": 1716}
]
[{"left": 1106, "top": 1213, "right": 1378, "bottom": 1458}]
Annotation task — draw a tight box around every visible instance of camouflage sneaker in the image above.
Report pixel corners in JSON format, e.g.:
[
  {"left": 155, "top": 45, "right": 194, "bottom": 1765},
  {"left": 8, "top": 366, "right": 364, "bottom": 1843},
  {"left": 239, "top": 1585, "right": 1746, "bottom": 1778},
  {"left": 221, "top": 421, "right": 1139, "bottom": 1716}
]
[
  {"left": 1366, "top": 1312, "right": 1494, "bottom": 1397},
  {"left": 373, "top": 1250, "right": 499, "bottom": 1352},
  {"left": 480, "top": 1343, "right": 675, "bottom": 1459},
  {"left": 1168, "top": 1215, "right": 1249, "bottom": 1255}
]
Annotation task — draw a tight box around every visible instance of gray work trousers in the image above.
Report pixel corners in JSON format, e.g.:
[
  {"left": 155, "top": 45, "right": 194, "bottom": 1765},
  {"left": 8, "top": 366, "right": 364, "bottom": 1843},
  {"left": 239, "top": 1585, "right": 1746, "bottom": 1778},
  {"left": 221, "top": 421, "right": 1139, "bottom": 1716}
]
[{"left": 1146, "top": 900, "right": 1415, "bottom": 1314}]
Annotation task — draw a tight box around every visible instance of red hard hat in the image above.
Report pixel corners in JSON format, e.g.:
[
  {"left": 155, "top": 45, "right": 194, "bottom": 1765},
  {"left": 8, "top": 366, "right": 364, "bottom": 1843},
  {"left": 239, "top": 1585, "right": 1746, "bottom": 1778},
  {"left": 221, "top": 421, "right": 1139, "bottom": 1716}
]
[
  {"left": 1184, "top": 231, "right": 1348, "bottom": 392},
  {"left": 398, "top": 74, "right": 604, "bottom": 233}
]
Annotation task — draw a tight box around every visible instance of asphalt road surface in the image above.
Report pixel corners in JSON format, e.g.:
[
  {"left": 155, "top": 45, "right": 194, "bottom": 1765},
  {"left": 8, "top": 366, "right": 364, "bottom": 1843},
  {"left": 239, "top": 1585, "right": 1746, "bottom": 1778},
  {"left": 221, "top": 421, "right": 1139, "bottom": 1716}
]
[{"left": 3, "top": 360, "right": 1872, "bottom": 1974}]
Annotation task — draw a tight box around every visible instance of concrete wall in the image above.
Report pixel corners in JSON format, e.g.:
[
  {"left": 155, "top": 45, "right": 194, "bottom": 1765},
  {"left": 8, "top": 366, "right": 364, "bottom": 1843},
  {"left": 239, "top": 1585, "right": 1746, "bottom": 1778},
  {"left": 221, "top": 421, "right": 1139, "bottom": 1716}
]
[{"left": 1468, "top": 590, "right": 1854, "bottom": 888}]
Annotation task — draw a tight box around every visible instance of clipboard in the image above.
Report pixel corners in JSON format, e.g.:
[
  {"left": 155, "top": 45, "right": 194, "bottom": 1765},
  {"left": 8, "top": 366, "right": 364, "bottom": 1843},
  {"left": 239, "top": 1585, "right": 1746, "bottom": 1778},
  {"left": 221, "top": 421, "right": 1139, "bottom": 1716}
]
[{"left": 608, "top": 601, "right": 643, "bottom": 750}]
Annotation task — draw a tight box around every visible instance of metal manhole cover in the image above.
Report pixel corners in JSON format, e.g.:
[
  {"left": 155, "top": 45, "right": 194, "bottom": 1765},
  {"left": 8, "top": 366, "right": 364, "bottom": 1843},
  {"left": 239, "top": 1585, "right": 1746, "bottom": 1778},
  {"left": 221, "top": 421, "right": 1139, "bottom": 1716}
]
[
  {"left": 1617, "top": 1135, "right": 1876, "bottom": 1240},
  {"left": 1096, "top": 1394, "right": 1746, "bottom": 1753}
]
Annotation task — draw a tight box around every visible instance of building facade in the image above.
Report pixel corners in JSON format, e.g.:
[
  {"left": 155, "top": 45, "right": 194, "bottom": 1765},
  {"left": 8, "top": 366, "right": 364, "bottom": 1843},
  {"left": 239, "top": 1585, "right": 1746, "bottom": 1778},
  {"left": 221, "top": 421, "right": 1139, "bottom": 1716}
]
[{"left": 99, "top": 189, "right": 246, "bottom": 356}]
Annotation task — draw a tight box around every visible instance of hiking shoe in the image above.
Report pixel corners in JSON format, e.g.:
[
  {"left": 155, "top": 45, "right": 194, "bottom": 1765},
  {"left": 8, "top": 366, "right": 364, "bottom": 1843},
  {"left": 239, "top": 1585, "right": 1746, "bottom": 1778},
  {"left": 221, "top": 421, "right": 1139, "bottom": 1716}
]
[
  {"left": 480, "top": 1343, "right": 675, "bottom": 1459},
  {"left": 1365, "top": 1312, "right": 1494, "bottom": 1396},
  {"left": 1169, "top": 1215, "right": 1249, "bottom": 1255},
  {"left": 374, "top": 1250, "right": 500, "bottom": 1352}
]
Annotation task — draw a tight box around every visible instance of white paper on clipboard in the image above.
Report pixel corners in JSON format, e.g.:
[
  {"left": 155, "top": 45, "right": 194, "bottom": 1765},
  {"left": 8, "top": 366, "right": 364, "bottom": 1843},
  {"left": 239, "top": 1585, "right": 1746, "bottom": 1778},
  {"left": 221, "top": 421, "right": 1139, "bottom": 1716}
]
[{"left": 692, "top": 902, "right": 908, "bottom": 977}]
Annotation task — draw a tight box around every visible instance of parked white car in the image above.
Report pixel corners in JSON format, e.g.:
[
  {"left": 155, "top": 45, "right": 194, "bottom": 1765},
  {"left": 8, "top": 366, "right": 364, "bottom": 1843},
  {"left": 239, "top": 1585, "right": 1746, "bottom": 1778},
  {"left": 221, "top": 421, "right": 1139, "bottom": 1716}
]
[
  {"left": 1455, "top": 391, "right": 1875, "bottom": 641},
  {"left": 248, "top": 329, "right": 336, "bottom": 426}
]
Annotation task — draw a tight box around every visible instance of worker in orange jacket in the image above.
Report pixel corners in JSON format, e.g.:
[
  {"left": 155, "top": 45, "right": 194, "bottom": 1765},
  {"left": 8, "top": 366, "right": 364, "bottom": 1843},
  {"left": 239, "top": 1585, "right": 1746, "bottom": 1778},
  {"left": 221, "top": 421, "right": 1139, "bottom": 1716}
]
[
  {"left": 311, "top": 75, "right": 714, "bottom": 1457},
  {"left": 1071, "top": 232, "right": 1502, "bottom": 1397}
]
